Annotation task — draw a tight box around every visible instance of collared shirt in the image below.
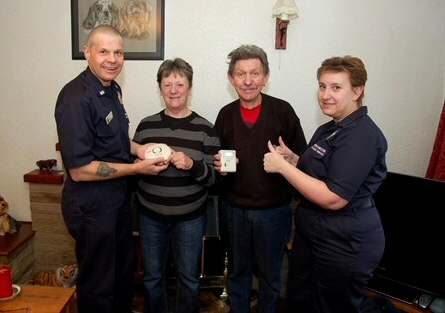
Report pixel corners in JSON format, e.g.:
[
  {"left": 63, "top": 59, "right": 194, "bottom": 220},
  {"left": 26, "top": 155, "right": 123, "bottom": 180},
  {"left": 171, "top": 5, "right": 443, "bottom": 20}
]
[
  {"left": 55, "top": 67, "right": 132, "bottom": 175},
  {"left": 297, "top": 106, "right": 387, "bottom": 207}
]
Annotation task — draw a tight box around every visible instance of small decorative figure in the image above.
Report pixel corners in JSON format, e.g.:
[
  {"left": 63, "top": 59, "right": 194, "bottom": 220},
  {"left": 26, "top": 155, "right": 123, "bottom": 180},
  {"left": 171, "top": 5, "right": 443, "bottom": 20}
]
[
  {"left": 30, "top": 263, "right": 79, "bottom": 288},
  {"left": 0, "top": 194, "right": 21, "bottom": 236},
  {"left": 36, "top": 159, "right": 57, "bottom": 173}
]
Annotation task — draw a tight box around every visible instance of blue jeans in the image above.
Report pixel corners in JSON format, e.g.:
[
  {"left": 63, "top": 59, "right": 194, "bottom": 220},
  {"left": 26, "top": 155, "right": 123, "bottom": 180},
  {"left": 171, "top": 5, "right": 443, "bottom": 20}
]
[
  {"left": 138, "top": 213, "right": 206, "bottom": 313},
  {"left": 220, "top": 200, "right": 292, "bottom": 313}
]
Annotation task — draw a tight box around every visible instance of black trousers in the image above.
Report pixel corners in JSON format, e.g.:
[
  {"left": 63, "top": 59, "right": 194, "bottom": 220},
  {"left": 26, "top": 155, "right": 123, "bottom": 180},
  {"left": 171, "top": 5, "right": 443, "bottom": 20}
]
[
  {"left": 286, "top": 202, "right": 385, "bottom": 313},
  {"left": 62, "top": 179, "right": 136, "bottom": 313}
]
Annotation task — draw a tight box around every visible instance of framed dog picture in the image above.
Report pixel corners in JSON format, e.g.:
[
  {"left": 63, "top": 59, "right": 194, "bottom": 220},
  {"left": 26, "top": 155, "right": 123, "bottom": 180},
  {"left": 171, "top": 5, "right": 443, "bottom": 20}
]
[{"left": 71, "top": 0, "right": 164, "bottom": 60}]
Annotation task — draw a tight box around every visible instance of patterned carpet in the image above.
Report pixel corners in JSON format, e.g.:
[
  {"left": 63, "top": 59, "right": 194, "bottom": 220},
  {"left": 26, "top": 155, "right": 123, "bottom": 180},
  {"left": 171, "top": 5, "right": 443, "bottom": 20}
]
[
  {"left": 132, "top": 248, "right": 289, "bottom": 312},
  {"left": 132, "top": 287, "right": 230, "bottom": 313},
  {"left": 132, "top": 287, "right": 287, "bottom": 313}
]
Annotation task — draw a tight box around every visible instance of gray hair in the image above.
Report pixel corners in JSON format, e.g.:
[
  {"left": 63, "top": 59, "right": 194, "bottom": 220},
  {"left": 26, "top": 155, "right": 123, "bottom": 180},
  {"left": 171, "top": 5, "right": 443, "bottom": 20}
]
[{"left": 227, "top": 44, "right": 270, "bottom": 76}]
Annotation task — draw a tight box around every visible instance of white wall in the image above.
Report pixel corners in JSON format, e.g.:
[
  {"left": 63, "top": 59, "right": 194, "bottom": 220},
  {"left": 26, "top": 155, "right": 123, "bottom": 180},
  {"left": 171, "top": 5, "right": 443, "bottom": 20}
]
[{"left": 0, "top": 0, "right": 444, "bottom": 221}]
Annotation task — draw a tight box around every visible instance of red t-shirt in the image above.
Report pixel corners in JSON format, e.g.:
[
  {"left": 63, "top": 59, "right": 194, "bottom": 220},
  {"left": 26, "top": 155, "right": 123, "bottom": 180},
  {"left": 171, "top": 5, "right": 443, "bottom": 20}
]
[{"left": 241, "top": 104, "right": 262, "bottom": 126}]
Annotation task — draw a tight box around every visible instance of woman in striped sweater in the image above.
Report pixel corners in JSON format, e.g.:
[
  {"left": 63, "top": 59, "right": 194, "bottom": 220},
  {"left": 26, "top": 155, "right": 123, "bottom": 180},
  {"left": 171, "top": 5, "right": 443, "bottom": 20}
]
[{"left": 133, "top": 58, "right": 221, "bottom": 313}]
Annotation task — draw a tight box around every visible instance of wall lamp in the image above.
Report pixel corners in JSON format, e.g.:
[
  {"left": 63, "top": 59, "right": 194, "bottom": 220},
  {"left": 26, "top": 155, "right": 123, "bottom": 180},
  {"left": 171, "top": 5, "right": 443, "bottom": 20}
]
[{"left": 272, "top": 0, "right": 299, "bottom": 49}]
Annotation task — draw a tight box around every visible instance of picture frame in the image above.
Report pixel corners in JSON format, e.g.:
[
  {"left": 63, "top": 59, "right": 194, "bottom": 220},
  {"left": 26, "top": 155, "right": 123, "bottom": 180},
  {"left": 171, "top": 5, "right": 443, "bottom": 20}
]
[{"left": 71, "top": 0, "right": 164, "bottom": 60}]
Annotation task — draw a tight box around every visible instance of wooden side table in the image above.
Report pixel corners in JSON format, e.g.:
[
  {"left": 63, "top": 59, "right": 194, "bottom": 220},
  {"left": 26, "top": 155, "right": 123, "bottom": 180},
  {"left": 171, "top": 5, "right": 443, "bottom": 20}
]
[{"left": 0, "top": 284, "right": 76, "bottom": 313}]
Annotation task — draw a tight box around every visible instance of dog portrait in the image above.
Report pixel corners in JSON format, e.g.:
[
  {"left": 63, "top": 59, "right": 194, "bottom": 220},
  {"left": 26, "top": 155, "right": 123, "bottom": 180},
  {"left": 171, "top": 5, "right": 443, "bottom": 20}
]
[
  {"left": 72, "top": 0, "right": 164, "bottom": 60},
  {"left": 119, "top": 0, "right": 152, "bottom": 40},
  {"left": 82, "top": 0, "right": 120, "bottom": 33}
]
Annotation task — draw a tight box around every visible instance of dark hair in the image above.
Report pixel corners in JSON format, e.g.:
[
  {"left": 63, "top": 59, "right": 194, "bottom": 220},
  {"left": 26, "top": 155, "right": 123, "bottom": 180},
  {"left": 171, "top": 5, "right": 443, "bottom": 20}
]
[
  {"left": 317, "top": 55, "right": 367, "bottom": 105},
  {"left": 227, "top": 44, "right": 270, "bottom": 76},
  {"left": 157, "top": 58, "right": 193, "bottom": 87}
]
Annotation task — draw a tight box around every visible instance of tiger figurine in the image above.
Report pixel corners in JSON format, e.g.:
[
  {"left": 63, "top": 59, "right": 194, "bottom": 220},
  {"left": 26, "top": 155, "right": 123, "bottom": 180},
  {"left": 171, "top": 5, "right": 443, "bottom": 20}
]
[{"left": 30, "top": 263, "right": 78, "bottom": 288}]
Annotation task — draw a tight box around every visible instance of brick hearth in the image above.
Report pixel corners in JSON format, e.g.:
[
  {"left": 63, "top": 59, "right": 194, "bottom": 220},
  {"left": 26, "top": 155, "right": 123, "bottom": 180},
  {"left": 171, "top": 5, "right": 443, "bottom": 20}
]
[{"left": 23, "top": 169, "right": 76, "bottom": 274}]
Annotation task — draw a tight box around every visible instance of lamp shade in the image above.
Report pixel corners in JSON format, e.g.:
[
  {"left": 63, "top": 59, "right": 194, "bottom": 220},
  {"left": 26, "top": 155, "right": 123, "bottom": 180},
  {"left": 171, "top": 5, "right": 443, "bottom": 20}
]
[{"left": 272, "top": 0, "right": 299, "bottom": 20}]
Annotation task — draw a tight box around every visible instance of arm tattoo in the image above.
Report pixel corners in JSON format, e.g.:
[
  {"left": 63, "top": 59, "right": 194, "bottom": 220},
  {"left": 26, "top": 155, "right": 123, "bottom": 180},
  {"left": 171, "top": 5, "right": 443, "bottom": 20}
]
[{"left": 96, "top": 162, "right": 118, "bottom": 177}]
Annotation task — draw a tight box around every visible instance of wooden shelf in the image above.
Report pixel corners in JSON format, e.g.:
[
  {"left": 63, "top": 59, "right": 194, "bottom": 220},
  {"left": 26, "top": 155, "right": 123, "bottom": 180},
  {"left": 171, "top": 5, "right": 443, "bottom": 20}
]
[
  {"left": 0, "top": 222, "right": 35, "bottom": 256},
  {"left": 23, "top": 169, "right": 64, "bottom": 184}
]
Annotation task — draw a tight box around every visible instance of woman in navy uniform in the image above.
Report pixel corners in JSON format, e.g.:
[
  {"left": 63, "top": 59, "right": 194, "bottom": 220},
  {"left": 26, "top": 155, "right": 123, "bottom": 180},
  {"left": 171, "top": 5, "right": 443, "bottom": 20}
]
[{"left": 264, "top": 55, "right": 387, "bottom": 313}]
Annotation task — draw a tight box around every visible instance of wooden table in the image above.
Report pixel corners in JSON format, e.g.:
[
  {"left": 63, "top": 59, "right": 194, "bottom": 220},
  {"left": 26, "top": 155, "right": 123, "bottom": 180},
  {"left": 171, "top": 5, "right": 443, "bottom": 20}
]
[{"left": 0, "top": 284, "right": 76, "bottom": 313}]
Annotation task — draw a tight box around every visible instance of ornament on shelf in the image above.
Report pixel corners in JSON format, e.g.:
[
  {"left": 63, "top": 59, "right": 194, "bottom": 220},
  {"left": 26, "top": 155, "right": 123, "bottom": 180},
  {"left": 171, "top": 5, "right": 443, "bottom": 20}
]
[{"left": 36, "top": 159, "right": 57, "bottom": 173}]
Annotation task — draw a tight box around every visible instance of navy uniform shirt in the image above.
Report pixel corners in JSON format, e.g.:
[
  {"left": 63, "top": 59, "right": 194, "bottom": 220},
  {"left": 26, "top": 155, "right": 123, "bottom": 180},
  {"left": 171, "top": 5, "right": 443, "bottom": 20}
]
[
  {"left": 55, "top": 67, "right": 132, "bottom": 179},
  {"left": 297, "top": 106, "right": 387, "bottom": 208}
]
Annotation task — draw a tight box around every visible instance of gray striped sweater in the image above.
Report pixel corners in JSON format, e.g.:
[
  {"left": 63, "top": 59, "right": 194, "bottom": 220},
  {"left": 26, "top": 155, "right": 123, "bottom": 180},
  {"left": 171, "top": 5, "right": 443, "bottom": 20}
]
[{"left": 133, "top": 110, "right": 221, "bottom": 221}]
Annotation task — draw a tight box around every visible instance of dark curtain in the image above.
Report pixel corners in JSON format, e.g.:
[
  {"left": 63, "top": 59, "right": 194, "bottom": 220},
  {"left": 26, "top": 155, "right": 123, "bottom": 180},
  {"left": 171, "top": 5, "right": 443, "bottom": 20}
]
[{"left": 426, "top": 100, "right": 445, "bottom": 181}]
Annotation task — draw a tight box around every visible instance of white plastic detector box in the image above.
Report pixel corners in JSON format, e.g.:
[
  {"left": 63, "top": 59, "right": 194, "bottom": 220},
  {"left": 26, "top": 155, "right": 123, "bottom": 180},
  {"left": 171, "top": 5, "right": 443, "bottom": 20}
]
[{"left": 219, "top": 150, "right": 236, "bottom": 172}]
